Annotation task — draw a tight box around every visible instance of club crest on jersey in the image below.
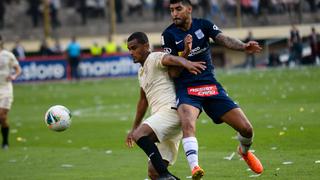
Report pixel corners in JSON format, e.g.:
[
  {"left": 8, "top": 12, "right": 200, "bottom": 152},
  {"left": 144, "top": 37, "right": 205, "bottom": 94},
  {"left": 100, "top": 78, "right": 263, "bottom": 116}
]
[
  {"left": 164, "top": 48, "right": 172, "bottom": 54},
  {"left": 213, "top": 25, "right": 219, "bottom": 30},
  {"left": 195, "top": 29, "right": 204, "bottom": 39}
]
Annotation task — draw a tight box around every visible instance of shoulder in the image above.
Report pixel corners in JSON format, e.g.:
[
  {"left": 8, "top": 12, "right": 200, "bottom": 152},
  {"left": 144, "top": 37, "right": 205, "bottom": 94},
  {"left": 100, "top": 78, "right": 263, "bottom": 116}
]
[
  {"left": 1, "top": 50, "right": 15, "bottom": 57},
  {"left": 162, "top": 23, "right": 177, "bottom": 36},
  {"left": 148, "top": 52, "right": 166, "bottom": 61}
]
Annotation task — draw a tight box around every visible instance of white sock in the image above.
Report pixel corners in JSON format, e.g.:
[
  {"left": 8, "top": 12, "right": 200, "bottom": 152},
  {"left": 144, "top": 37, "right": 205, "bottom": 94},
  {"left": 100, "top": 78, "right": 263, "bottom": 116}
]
[
  {"left": 237, "top": 133, "right": 253, "bottom": 154},
  {"left": 182, "top": 136, "right": 199, "bottom": 170}
]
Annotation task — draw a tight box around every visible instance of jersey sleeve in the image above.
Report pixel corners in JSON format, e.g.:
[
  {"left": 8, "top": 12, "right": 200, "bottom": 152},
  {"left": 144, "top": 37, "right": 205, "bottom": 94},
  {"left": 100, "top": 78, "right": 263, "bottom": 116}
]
[
  {"left": 161, "top": 31, "right": 178, "bottom": 56},
  {"left": 8, "top": 52, "right": 19, "bottom": 67},
  {"left": 154, "top": 52, "right": 167, "bottom": 69},
  {"left": 202, "top": 19, "right": 222, "bottom": 40}
]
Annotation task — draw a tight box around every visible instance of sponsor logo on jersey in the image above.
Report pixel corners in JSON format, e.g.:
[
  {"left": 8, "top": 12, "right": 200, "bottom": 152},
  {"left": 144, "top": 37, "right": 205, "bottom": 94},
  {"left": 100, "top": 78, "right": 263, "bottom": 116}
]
[
  {"left": 195, "top": 29, "right": 204, "bottom": 39},
  {"left": 175, "top": 40, "right": 183, "bottom": 44},
  {"left": 188, "top": 46, "right": 208, "bottom": 57},
  {"left": 187, "top": 85, "right": 219, "bottom": 97}
]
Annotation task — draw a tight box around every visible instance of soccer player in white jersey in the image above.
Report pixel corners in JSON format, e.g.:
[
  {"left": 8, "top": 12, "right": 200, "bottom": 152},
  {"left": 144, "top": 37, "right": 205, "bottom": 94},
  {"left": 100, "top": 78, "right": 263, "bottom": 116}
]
[
  {"left": 125, "top": 32, "right": 206, "bottom": 180},
  {"left": 0, "top": 35, "right": 21, "bottom": 149}
]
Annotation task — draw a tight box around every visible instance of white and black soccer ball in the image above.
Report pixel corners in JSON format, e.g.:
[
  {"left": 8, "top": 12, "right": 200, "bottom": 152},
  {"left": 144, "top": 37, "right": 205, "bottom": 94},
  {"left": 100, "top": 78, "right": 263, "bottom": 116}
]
[{"left": 45, "top": 105, "right": 72, "bottom": 132}]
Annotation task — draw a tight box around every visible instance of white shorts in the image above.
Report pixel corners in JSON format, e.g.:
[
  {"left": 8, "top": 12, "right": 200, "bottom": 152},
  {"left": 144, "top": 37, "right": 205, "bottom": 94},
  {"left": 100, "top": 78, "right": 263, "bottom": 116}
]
[
  {"left": 0, "top": 96, "right": 13, "bottom": 109},
  {"left": 143, "top": 108, "right": 182, "bottom": 165}
]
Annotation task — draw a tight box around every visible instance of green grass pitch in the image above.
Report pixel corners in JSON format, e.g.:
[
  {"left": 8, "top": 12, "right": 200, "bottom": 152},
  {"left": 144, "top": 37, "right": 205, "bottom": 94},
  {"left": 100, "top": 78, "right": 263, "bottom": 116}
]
[{"left": 0, "top": 66, "right": 319, "bottom": 179}]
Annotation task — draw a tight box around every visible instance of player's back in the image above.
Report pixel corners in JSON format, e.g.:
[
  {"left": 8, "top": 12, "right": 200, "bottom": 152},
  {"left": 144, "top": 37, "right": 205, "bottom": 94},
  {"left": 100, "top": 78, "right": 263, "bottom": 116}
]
[{"left": 138, "top": 52, "right": 176, "bottom": 114}]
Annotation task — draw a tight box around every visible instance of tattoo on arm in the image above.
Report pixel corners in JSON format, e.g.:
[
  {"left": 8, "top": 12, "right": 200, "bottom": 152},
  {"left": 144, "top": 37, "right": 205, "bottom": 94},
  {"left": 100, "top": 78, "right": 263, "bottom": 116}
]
[{"left": 215, "top": 34, "right": 246, "bottom": 51}]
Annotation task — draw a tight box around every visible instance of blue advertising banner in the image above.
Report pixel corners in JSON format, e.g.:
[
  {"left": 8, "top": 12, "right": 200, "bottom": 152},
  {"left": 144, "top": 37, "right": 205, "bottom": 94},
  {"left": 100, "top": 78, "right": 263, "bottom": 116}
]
[
  {"left": 17, "top": 59, "right": 67, "bottom": 82},
  {"left": 79, "top": 55, "right": 140, "bottom": 78},
  {"left": 16, "top": 54, "right": 139, "bottom": 82}
]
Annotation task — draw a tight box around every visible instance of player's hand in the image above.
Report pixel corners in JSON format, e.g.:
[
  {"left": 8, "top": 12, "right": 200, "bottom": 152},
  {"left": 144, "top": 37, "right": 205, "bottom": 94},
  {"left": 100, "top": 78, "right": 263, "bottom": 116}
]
[
  {"left": 184, "top": 34, "right": 193, "bottom": 51},
  {"left": 245, "top": 41, "right": 262, "bottom": 54},
  {"left": 185, "top": 61, "right": 206, "bottom": 75},
  {"left": 6, "top": 75, "right": 17, "bottom": 82},
  {"left": 126, "top": 130, "right": 135, "bottom": 148}
]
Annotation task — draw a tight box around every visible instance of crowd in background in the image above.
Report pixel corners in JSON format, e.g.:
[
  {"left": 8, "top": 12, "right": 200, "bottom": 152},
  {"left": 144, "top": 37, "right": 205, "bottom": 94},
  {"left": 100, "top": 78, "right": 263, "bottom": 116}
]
[
  {"left": 0, "top": 0, "right": 319, "bottom": 30},
  {"left": 0, "top": 0, "right": 319, "bottom": 69}
]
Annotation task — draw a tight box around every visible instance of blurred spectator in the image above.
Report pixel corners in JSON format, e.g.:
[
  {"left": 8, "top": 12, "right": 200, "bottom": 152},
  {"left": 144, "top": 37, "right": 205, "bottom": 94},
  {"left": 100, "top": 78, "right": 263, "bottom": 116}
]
[
  {"left": 210, "top": 0, "right": 226, "bottom": 24},
  {"left": 251, "top": 0, "right": 259, "bottom": 15},
  {"left": 198, "top": 0, "right": 210, "bottom": 19},
  {"left": 49, "top": 0, "right": 61, "bottom": 29},
  {"left": 259, "top": 0, "right": 270, "bottom": 23},
  {"left": 39, "top": 39, "right": 53, "bottom": 56},
  {"left": 66, "top": 36, "right": 81, "bottom": 80},
  {"left": 268, "top": 50, "right": 281, "bottom": 67},
  {"left": 309, "top": 26, "right": 319, "bottom": 63},
  {"left": 27, "top": 0, "right": 41, "bottom": 28},
  {"left": 223, "top": 0, "right": 236, "bottom": 15},
  {"left": 115, "top": 0, "right": 124, "bottom": 23},
  {"left": 104, "top": 36, "right": 117, "bottom": 54},
  {"left": 126, "top": 0, "right": 143, "bottom": 17},
  {"left": 12, "top": 39, "right": 26, "bottom": 60},
  {"left": 86, "top": 0, "right": 105, "bottom": 18},
  {"left": 306, "top": 0, "right": 317, "bottom": 13},
  {"left": 51, "top": 38, "right": 63, "bottom": 55},
  {"left": 244, "top": 30, "right": 256, "bottom": 68},
  {"left": 288, "top": 24, "right": 302, "bottom": 65},
  {"left": 90, "top": 41, "right": 102, "bottom": 57},
  {"left": 77, "top": 0, "right": 87, "bottom": 25},
  {"left": 153, "top": 0, "right": 165, "bottom": 21},
  {"left": 241, "top": 0, "right": 253, "bottom": 15},
  {"left": 0, "top": 0, "right": 5, "bottom": 29}
]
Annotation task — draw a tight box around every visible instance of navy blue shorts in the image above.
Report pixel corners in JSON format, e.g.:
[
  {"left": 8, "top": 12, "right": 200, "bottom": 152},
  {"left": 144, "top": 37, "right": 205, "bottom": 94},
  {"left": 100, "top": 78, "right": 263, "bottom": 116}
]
[{"left": 176, "top": 82, "right": 239, "bottom": 124}]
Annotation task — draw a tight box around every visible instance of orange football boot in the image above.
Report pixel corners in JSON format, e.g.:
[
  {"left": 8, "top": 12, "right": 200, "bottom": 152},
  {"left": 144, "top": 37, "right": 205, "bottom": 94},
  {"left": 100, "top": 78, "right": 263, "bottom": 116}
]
[
  {"left": 238, "top": 146, "right": 263, "bottom": 174},
  {"left": 191, "top": 166, "right": 204, "bottom": 180}
]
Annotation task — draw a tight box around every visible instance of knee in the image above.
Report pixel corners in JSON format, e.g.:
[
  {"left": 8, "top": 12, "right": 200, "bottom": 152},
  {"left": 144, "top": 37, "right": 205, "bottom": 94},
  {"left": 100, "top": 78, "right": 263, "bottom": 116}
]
[
  {"left": 0, "top": 113, "right": 6, "bottom": 123},
  {"left": 239, "top": 124, "right": 253, "bottom": 138},
  {"left": 132, "top": 130, "right": 142, "bottom": 142},
  {"left": 181, "top": 116, "right": 196, "bottom": 135}
]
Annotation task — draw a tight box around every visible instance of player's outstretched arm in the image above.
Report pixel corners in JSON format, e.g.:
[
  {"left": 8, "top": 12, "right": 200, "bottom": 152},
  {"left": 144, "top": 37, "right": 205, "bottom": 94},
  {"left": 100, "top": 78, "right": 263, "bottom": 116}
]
[
  {"left": 215, "top": 33, "right": 262, "bottom": 53},
  {"left": 126, "top": 88, "right": 148, "bottom": 148},
  {"left": 162, "top": 54, "right": 206, "bottom": 75}
]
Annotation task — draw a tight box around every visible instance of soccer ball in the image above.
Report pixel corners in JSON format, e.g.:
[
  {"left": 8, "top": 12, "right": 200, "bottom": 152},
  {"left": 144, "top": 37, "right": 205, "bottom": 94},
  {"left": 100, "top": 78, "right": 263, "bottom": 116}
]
[{"left": 45, "top": 105, "right": 72, "bottom": 132}]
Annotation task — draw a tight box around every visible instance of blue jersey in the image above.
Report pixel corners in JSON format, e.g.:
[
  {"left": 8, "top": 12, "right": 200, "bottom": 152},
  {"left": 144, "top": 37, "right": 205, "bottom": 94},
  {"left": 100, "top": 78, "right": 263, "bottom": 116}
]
[{"left": 161, "top": 18, "right": 221, "bottom": 88}]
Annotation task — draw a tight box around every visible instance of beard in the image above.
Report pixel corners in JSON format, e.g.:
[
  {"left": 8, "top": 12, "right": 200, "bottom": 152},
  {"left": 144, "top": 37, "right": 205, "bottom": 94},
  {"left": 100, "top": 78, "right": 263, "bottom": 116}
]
[{"left": 173, "top": 18, "right": 185, "bottom": 27}]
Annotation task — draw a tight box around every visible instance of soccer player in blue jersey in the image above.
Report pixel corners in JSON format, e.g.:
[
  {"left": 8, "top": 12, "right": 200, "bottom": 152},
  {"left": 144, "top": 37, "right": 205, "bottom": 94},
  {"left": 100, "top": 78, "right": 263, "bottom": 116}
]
[{"left": 162, "top": 0, "right": 264, "bottom": 179}]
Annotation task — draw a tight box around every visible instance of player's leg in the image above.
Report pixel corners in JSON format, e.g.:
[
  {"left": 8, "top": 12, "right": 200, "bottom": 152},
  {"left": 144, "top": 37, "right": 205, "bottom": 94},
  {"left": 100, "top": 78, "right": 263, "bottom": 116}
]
[
  {"left": 177, "top": 104, "right": 204, "bottom": 179},
  {"left": 220, "top": 108, "right": 253, "bottom": 152},
  {"left": 148, "top": 160, "right": 169, "bottom": 180},
  {"left": 132, "top": 124, "right": 177, "bottom": 178},
  {"left": 220, "top": 108, "right": 263, "bottom": 174},
  {"left": 132, "top": 124, "right": 171, "bottom": 177},
  {"left": 0, "top": 108, "right": 9, "bottom": 149}
]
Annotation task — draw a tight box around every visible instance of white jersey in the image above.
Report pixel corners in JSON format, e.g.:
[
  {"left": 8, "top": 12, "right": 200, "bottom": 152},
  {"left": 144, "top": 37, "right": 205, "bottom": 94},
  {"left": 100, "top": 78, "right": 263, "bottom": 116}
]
[
  {"left": 0, "top": 49, "right": 19, "bottom": 97},
  {"left": 138, "top": 52, "right": 176, "bottom": 114}
]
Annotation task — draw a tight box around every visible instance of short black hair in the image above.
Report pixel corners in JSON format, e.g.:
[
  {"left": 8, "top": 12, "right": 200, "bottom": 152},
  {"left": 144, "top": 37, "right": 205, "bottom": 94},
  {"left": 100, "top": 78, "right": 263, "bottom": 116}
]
[
  {"left": 127, "top": 32, "right": 149, "bottom": 44},
  {"left": 170, "top": 0, "right": 192, "bottom": 5}
]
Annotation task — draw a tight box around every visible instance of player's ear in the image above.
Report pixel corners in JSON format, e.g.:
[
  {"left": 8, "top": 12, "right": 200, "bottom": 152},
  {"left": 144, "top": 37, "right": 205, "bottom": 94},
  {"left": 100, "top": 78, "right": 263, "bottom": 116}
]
[
  {"left": 186, "top": 4, "right": 192, "bottom": 13},
  {"left": 143, "top": 42, "right": 150, "bottom": 50}
]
